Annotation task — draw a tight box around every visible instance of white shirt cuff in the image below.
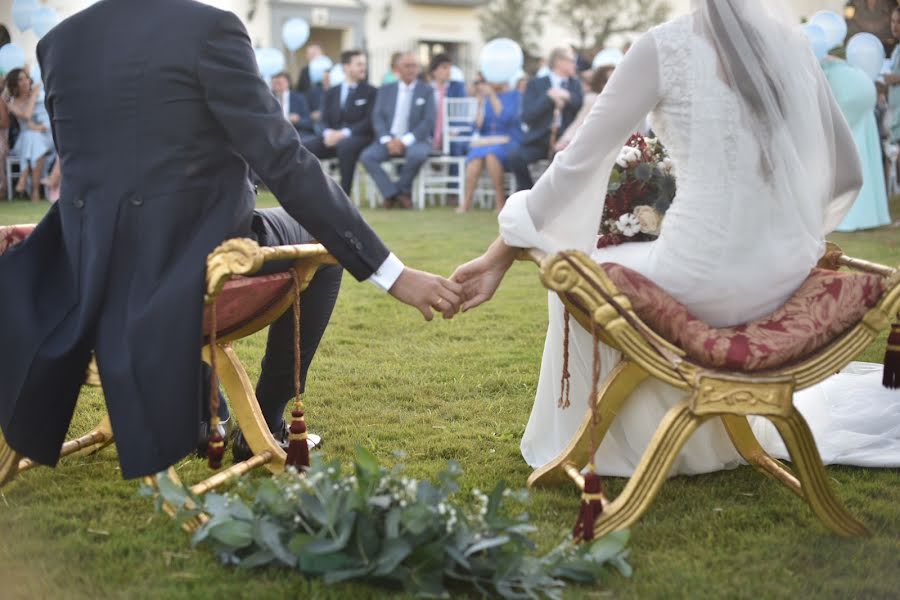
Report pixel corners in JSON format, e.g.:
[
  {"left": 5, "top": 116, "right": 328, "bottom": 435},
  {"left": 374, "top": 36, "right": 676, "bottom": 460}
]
[
  {"left": 340, "top": 128, "right": 352, "bottom": 137},
  {"left": 379, "top": 135, "right": 393, "bottom": 145},
  {"left": 323, "top": 128, "right": 335, "bottom": 136},
  {"left": 401, "top": 133, "right": 416, "bottom": 147},
  {"left": 366, "top": 252, "right": 404, "bottom": 292}
]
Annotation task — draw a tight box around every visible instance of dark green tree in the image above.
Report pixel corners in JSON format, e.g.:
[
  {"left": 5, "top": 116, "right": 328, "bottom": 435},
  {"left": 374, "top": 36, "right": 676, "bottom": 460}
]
[
  {"left": 479, "top": 0, "right": 548, "bottom": 61},
  {"left": 555, "top": 0, "right": 670, "bottom": 52}
]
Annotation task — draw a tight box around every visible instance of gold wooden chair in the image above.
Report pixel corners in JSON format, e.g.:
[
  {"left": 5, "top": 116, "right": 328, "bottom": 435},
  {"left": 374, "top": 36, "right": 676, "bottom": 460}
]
[
  {"left": 520, "top": 244, "right": 900, "bottom": 539},
  {"left": 0, "top": 225, "right": 336, "bottom": 528}
]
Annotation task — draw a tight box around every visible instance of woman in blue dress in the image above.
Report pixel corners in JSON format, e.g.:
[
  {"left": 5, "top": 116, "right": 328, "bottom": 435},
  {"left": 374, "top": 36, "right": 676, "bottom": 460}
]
[
  {"left": 7, "top": 68, "right": 55, "bottom": 203},
  {"left": 823, "top": 58, "right": 891, "bottom": 230},
  {"left": 457, "top": 81, "right": 521, "bottom": 213}
]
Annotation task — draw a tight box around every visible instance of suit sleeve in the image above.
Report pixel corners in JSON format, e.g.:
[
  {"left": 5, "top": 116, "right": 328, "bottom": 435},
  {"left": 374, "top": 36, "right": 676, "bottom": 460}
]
[
  {"left": 371, "top": 87, "right": 391, "bottom": 140},
  {"left": 521, "top": 79, "right": 553, "bottom": 125},
  {"left": 196, "top": 11, "right": 390, "bottom": 280}
]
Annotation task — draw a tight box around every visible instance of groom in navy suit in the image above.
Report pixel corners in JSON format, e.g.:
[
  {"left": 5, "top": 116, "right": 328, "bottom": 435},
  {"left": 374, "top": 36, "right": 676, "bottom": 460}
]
[
  {"left": 304, "top": 50, "right": 377, "bottom": 194},
  {"left": 508, "top": 47, "right": 583, "bottom": 190},
  {"left": 360, "top": 51, "right": 436, "bottom": 209}
]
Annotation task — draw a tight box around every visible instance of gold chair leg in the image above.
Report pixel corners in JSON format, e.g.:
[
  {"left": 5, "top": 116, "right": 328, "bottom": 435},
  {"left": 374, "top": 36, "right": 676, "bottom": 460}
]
[
  {"left": 591, "top": 399, "right": 707, "bottom": 539},
  {"left": 203, "top": 343, "right": 287, "bottom": 473},
  {"left": 721, "top": 414, "right": 803, "bottom": 500},
  {"left": 17, "top": 416, "right": 115, "bottom": 474},
  {"left": 0, "top": 428, "right": 21, "bottom": 488},
  {"left": 769, "top": 410, "right": 870, "bottom": 537},
  {"left": 528, "top": 360, "right": 649, "bottom": 488}
]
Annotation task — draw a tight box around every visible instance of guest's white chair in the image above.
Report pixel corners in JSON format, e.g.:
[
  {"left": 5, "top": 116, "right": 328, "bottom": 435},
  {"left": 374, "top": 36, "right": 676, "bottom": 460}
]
[{"left": 415, "top": 97, "right": 479, "bottom": 210}]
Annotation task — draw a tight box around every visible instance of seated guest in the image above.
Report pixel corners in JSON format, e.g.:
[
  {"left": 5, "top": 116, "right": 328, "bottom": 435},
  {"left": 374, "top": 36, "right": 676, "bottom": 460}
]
[
  {"left": 428, "top": 53, "right": 467, "bottom": 154},
  {"left": 271, "top": 72, "right": 315, "bottom": 144},
  {"left": 360, "top": 52, "right": 436, "bottom": 209},
  {"left": 304, "top": 49, "right": 377, "bottom": 195},
  {"left": 507, "top": 47, "right": 583, "bottom": 190},
  {"left": 6, "top": 68, "right": 54, "bottom": 203},
  {"left": 554, "top": 66, "right": 613, "bottom": 153},
  {"left": 458, "top": 80, "right": 521, "bottom": 213}
]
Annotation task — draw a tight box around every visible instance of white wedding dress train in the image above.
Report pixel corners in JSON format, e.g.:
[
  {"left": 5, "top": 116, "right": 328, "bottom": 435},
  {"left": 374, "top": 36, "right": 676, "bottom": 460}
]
[{"left": 498, "top": 14, "right": 900, "bottom": 476}]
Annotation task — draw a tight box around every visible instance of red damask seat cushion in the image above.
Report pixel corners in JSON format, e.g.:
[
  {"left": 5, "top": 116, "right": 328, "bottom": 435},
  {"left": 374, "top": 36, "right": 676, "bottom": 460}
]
[
  {"left": 0, "top": 225, "right": 36, "bottom": 256},
  {"left": 601, "top": 264, "right": 886, "bottom": 372},
  {"left": 202, "top": 273, "right": 294, "bottom": 339}
]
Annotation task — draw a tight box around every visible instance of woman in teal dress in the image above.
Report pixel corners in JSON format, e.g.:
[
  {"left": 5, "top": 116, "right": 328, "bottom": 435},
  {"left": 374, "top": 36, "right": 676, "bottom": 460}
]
[
  {"left": 823, "top": 58, "right": 891, "bottom": 231},
  {"left": 457, "top": 82, "right": 521, "bottom": 213}
]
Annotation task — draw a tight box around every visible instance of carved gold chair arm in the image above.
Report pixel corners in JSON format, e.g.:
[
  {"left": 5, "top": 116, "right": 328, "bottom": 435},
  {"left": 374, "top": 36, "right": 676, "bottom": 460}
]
[
  {"left": 205, "top": 238, "right": 338, "bottom": 303},
  {"left": 820, "top": 242, "right": 898, "bottom": 279}
]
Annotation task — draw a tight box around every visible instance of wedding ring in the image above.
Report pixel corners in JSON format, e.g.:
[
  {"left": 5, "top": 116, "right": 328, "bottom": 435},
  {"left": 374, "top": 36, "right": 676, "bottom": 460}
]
[{"left": 435, "top": 297, "right": 444, "bottom": 307}]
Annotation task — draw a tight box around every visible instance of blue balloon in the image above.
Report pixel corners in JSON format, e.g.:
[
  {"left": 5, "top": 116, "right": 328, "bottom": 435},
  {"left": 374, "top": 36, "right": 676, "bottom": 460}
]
[
  {"left": 11, "top": 0, "right": 38, "bottom": 32},
  {"left": 0, "top": 44, "right": 26, "bottom": 75},
  {"left": 31, "top": 6, "right": 59, "bottom": 38},
  {"left": 846, "top": 32, "right": 885, "bottom": 81},
  {"left": 256, "top": 48, "right": 286, "bottom": 78},
  {"left": 592, "top": 48, "right": 624, "bottom": 69},
  {"left": 801, "top": 24, "right": 829, "bottom": 61},
  {"left": 309, "top": 56, "right": 333, "bottom": 84},
  {"left": 328, "top": 63, "right": 345, "bottom": 86},
  {"left": 282, "top": 18, "right": 310, "bottom": 52},
  {"left": 809, "top": 10, "right": 847, "bottom": 50},
  {"left": 479, "top": 38, "right": 523, "bottom": 84}
]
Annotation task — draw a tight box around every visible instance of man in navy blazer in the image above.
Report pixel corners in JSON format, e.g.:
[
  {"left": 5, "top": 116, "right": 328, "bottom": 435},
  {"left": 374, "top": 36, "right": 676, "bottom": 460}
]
[
  {"left": 427, "top": 53, "right": 467, "bottom": 155},
  {"left": 508, "top": 47, "right": 583, "bottom": 190},
  {"left": 304, "top": 50, "right": 376, "bottom": 194},
  {"left": 0, "top": 0, "right": 463, "bottom": 481},
  {"left": 360, "top": 52, "right": 436, "bottom": 209},
  {"left": 271, "top": 71, "right": 316, "bottom": 144}
]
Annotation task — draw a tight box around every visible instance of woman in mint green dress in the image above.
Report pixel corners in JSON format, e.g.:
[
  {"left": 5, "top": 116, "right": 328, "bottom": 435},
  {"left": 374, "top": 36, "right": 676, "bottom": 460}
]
[{"left": 823, "top": 58, "right": 891, "bottom": 231}]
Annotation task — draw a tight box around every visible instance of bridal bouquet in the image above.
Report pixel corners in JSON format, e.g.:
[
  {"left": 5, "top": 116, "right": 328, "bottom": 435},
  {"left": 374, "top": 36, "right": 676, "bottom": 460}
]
[{"left": 597, "top": 134, "right": 676, "bottom": 249}]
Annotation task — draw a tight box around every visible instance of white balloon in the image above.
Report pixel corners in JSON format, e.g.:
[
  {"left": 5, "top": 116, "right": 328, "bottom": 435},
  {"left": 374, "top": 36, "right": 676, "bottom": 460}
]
[
  {"left": 31, "top": 6, "right": 59, "bottom": 38},
  {"left": 810, "top": 10, "right": 847, "bottom": 50},
  {"left": 0, "top": 44, "right": 26, "bottom": 75},
  {"left": 591, "top": 47, "right": 624, "bottom": 69},
  {"left": 536, "top": 65, "right": 551, "bottom": 78},
  {"left": 256, "top": 48, "right": 286, "bottom": 78},
  {"left": 479, "top": 38, "right": 523, "bottom": 84},
  {"left": 507, "top": 68, "right": 526, "bottom": 90},
  {"left": 846, "top": 32, "right": 885, "bottom": 81},
  {"left": 282, "top": 18, "right": 310, "bottom": 52},
  {"left": 449, "top": 65, "right": 465, "bottom": 82},
  {"left": 328, "top": 63, "right": 345, "bottom": 86},
  {"left": 800, "top": 24, "right": 829, "bottom": 62},
  {"left": 11, "top": 0, "right": 38, "bottom": 32},
  {"left": 309, "top": 55, "right": 333, "bottom": 84}
]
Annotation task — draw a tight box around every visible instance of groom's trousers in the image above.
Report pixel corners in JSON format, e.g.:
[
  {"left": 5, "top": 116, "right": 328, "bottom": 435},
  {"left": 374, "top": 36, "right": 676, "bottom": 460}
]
[{"left": 250, "top": 208, "right": 343, "bottom": 430}]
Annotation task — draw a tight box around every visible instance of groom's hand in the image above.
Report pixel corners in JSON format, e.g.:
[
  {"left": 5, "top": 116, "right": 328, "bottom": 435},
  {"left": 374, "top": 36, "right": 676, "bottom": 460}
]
[{"left": 389, "top": 267, "right": 463, "bottom": 321}]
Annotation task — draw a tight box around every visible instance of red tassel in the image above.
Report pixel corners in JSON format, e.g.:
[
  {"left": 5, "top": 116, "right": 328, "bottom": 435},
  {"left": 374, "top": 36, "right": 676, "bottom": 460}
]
[
  {"left": 572, "top": 468, "right": 604, "bottom": 542},
  {"left": 884, "top": 322, "right": 900, "bottom": 390},
  {"left": 207, "top": 419, "right": 226, "bottom": 470},
  {"left": 285, "top": 409, "right": 310, "bottom": 469}
]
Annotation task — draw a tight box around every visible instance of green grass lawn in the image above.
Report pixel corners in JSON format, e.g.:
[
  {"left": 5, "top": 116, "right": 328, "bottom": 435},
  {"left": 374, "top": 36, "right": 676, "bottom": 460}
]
[{"left": 0, "top": 195, "right": 898, "bottom": 599}]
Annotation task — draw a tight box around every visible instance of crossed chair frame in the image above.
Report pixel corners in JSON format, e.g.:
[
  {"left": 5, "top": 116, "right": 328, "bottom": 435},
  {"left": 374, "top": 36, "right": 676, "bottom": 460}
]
[
  {"left": 1, "top": 238, "right": 336, "bottom": 531},
  {"left": 519, "top": 243, "right": 900, "bottom": 539}
]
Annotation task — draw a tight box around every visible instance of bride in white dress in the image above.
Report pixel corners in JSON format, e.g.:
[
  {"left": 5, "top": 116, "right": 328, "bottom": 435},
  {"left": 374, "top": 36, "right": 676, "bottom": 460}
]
[{"left": 452, "top": 0, "right": 900, "bottom": 476}]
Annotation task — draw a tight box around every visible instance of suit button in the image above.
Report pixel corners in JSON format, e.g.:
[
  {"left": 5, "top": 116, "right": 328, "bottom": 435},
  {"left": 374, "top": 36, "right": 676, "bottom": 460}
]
[
  {"left": 73, "top": 197, "right": 85, "bottom": 209},
  {"left": 355, "top": 242, "right": 363, "bottom": 250},
  {"left": 344, "top": 231, "right": 353, "bottom": 239},
  {"left": 130, "top": 194, "right": 143, "bottom": 206}
]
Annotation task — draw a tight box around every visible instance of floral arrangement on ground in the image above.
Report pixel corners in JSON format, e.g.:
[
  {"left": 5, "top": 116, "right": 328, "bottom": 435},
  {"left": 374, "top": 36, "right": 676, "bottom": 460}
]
[
  {"left": 148, "top": 447, "right": 631, "bottom": 599},
  {"left": 598, "top": 133, "right": 676, "bottom": 248}
]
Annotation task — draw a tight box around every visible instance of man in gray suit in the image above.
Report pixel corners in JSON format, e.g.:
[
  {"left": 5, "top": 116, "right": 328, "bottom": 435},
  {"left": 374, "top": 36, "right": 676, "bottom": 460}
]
[{"left": 360, "top": 52, "right": 436, "bottom": 209}]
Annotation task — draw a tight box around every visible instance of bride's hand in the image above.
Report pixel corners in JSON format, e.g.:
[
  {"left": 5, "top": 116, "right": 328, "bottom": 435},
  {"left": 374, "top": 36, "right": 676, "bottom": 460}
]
[{"left": 451, "top": 238, "right": 517, "bottom": 312}]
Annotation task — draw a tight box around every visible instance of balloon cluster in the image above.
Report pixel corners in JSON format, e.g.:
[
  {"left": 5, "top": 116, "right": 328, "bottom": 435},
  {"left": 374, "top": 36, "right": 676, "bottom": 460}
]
[
  {"left": 801, "top": 10, "right": 885, "bottom": 81},
  {"left": 12, "top": 0, "right": 59, "bottom": 37}
]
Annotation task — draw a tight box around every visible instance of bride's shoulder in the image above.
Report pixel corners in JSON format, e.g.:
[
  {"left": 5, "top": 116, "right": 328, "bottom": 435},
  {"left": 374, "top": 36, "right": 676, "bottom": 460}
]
[{"left": 648, "top": 13, "right": 693, "bottom": 41}]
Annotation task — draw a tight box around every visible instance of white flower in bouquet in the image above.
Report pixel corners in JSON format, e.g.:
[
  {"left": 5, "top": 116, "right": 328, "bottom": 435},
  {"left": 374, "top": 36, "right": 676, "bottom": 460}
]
[
  {"left": 615, "top": 146, "right": 642, "bottom": 168},
  {"left": 633, "top": 205, "right": 661, "bottom": 235},
  {"left": 616, "top": 213, "right": 642, "bottom": 237}
]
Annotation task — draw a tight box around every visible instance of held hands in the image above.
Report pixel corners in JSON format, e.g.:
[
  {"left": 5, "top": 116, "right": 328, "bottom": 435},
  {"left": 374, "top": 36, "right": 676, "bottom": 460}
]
[
  {"left": 385, "top": 138, "right": 406, "bottom": 157},
  {"left": 450, "top": 238, "right": 517, "bottom": 312},
  {"left": 323, "top": 129, "right": 346, "bottom": 147},
  {"left": 546, "top": 87, "right": 571, "bottom": 106},
  {"left": 389, "top": 267, "right": 464, "bottom": 321}
]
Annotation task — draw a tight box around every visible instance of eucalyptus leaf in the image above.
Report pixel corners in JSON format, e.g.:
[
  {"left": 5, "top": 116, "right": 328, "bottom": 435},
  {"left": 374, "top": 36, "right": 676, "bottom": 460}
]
[
  {"left": 355, "top": 445, "right": 379, "bottom": 477},
  {"left": 208, "top": 519, "right": 254, "bottom": 548},
  {"left": 464, "top": 535, "right": 511, "bottom": 557},
  {"left": 253, "top": 518, "right": 294, "bottom": 566},
  {"left": 373, "top": 538, "right": 412, "bottom": 576},
  {"left": 298, "top": 551, "right": 357, "bottom": 574},
  {"left": 239, "top": 549, "right": 276, "bottom": 569},
  {"left": 304, "top": 513, "right": 356, "bottom": 554}
]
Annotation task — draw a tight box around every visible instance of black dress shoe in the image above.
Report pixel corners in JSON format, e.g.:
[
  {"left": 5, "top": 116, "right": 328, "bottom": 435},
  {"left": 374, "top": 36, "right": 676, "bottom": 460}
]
[{"left": 232, "top": 422, "right": 322, "bottom": 463}]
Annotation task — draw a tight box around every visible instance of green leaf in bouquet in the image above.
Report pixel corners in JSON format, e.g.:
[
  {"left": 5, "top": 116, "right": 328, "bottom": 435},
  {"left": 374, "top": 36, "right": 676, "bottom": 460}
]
[
  {"left": 298, "top": 492, "right": 329, "bottom": 526},
  {"left": 486, "top": 481, "right": 506, "bottom": 519},
  {"left": 254, "top": 478, "right": 291, "bottom": 517},
  {"left": 586, "top": 528, "right": 630, "bottom": 563},
  {"left": 635, "top": 162, "right": 653, "bottom": 183},
  {"left": 353, "top": 513, "right": 382, "bottom": 563},
  {"left": 400, "top": 502, "right": 432, "bottom": 535},
  {"left": 368, "top": 494, "right": 393, "bottom": 511},
  {"left": 304, "top": 512, "right": 356, "bottom": 554},
  {"left": 208, "top": 519, "right": 254, "bottom": 548},
  {"left": 253, "top": 517, "right": 295, "bottom": 566},
  {"left": 373, "top": 537, "right": 413, "bottom": 576},
  {"left": 385, "top": 507, "right": 402, "bottom": 539},
  {"left": 288, "top": 532, "right": 315, "bottom": 555},
  {"left": 323, "top": 566, "right": 375, "bottom": 584},
  {"left": 155, "top": 471, "right": 189, "bottom": 508},
  {"left": 355, "top": 445, "right": 380, "bottom": 479},
  {"left": 464, "top": 535, "right": 511, "bottom": 557},
  {"left": 445, "top": 544, "right": 472, "bottom": 571},
  {"left": 298, "top": 550, "right": 358, "bottom": 575},
  {"left": 238, "top": 549, "right": 276, "bottom": 569}
]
